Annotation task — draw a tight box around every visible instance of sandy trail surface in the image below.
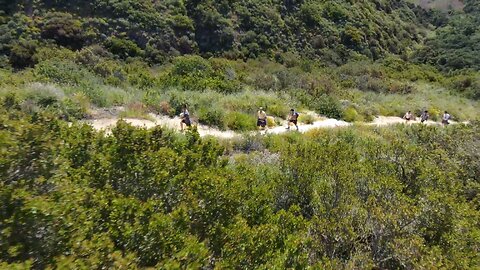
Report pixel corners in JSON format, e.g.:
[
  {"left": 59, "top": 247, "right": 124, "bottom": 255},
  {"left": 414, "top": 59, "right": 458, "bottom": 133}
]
[{"left": 84, "top": 110, "right": 467, "bottom": 138}]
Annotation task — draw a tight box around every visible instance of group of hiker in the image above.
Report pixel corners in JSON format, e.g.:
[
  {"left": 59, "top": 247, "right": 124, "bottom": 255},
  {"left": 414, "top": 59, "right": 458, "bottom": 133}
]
[
  {"left": 179, "top": 104, "right": 453, "bottom": 131},
  {"left": 256, "top": 107, "right": 299, "bottom": 131},
  {"left": 179, "top": 105, "right": 300, "bottom": 131},
  {"left": 403, "top": 110, "right": 452, "bottom": 125}
]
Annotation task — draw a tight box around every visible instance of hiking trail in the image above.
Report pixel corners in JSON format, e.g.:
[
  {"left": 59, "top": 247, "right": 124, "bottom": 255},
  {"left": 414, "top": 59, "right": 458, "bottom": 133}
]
[{"left": 84, "top": 108, "right": 468, "bottom": 139}]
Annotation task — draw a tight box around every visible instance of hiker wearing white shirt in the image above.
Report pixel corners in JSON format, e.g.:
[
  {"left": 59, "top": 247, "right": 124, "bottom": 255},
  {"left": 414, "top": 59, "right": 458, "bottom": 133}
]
[
  {"left": 257, "top": 107, "right": 267, "bottom": 130},
  {"left": 442, "top": 111, "right": 451, "bottom": 125},
  {"left": 403, "top": 110, "right": 413, "bottom": 122}
]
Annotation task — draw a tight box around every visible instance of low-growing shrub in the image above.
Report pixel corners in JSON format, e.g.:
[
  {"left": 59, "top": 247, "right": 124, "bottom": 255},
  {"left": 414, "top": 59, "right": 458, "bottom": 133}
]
[
  {"left": 104, "top": 37, "right": 144, "bottom": 59},
  {"left": 266, "top": 116, "right": 276, "bottom": 127},
  {"left": 226, "top": 112, "right": 256, "bottom": 131},
  {"left": 198, "top": 107, "right": 226, "bottom": 130},
  {"left": 62, "top": 94, "right": 90, "bottom": 120},
  {"left": 356, "top": 75, "right": 388, "bottom": 93},
  {"left": 9, "top": 39, "right": 38, "bottom": 69},
  {"left": 158, "top": 101, "right": 175, "bottom": 117},
  {"left": 388, "top": 81, "right": 416, "bottom": 94},
  {"left": 266, "top": 103, "right": 290, "bottom": 118},
  {"left": 428, "top": 107, "right": 441, "bottom": 121},
  {"left": 298, "top": 113, "right": 316, "bottom": 124},
  {"left": 315, "top": 95, "right": 343, "bottom": 119},
  {"left": 343, "top": 107, "right": 361, "bottom": 122},
  {"left": 34, "top": 60, "right": 103, "bottom": 92},
  {"left": 119, "top": 102, "right": 150, "bottom": 119}
]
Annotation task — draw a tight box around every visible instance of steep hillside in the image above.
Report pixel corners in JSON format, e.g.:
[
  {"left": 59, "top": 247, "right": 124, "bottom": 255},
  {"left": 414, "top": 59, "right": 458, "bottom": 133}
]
[
  {"left": 414, "top": 0, "right": 480, "bottom": 73},
  {"left": 1, "top": 0, "right": 429, "bottom": 67},
  {"left": 410, "top": 0, "right": 464, "bottom": 11}
]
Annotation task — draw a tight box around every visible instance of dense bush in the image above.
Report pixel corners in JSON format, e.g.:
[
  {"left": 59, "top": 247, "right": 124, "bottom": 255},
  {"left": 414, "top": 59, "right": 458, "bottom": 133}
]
[
  {"left": 415, "top": 1, "right": 480, "bottom": 71},
  {"left": 0, "top": 107, "right": 479, "bottom": 268},
  {"left": 0, "top": 0, "right": 432, "bottom": 65}
]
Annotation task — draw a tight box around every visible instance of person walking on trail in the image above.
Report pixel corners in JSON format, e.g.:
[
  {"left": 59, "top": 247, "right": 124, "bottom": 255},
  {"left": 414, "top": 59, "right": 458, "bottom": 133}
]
[
  {"left": 180, "top": 105, "right": 191, "bottom": 131},
  {"left": 403, "top": 110, "right": 413, "bottom": 122},
  {"left": 442, "top": 111, "right": 451, "bottom": 125},
  {"left": 286, "top": 109, "right": 299, "bottom": 130},
  {"left": 420, "top": 110, "right": 429, "bottom": 123},
  {"left": 257, "top": 107, "right": 267, "bottom": 130}
]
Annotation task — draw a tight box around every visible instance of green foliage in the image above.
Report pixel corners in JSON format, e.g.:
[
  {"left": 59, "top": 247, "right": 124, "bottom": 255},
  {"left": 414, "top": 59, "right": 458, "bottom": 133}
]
[
  {"left": 104, "top": 37, "right": 144, "bottom": 59},
  {"left": 343, "top": 107, "right": 361, "bottom": 122},
  {"left": 165, "top": 56, "right": 241, "bottom": 93},
  {"left": 40, "top": 12, "right": 86, "bottom": 50},
  {"left": 226, "top": 111, "right": 256, "bottom": 131},
  {"left": 9, "top": 39, "right": 38, "bottom": 69},
  {"left": 0, "top": 0, "right": 431, "bottom": 65},
  {"left": 449, "top": 73, "right": 480, "bottom": 100},
  {"left": 0, "top": 107, "right": 480, "bottom": 268},
  {"left": 197, "top": 106, "right": 226, "bottom": 130},
  {"left": 415, "top": 2, "right": 480, "bottom": 71},
  {"left": 315, "top": 94, "right": 344, "bottom": 119}
]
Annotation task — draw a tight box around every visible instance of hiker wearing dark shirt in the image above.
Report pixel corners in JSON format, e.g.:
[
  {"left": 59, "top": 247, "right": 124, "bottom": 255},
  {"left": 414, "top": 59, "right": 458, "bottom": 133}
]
[
  {"left": 420, "top": 110, "right": 429, "bottom": 123},
  {"left": 286, "top": 109, "right": 299, "bottom": 131},
  {"left": 180, "top": 105, "right": 191, "bottom": 131}
]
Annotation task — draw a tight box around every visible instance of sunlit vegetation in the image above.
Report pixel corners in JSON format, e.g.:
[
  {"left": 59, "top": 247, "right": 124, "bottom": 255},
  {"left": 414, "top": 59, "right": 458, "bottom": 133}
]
[
  {"left": 1, "top": 0, "right": 480, "bottom": 268},
  {"left": 1, "top": 105, "right": 479, "bottom": 268}
]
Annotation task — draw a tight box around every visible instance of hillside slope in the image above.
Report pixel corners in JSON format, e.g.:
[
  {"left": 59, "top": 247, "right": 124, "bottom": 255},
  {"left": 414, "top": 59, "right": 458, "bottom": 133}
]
[
  {"left": 1, "top": 0, "right": 429, "bottom": 67},
  {"left": 410, "top": 0, "right": 464, "bottom": 10},
  {"left": 414, "top": 0, "right": 480, "bottom": 72}
]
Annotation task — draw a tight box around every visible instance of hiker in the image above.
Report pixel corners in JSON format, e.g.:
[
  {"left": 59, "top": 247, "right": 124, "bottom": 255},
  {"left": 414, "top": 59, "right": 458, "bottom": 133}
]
[
  {"left": 403, "top": 110, "right": 413, "bottom": 122},
  {"left": 286, "top": 109, "right": 299, "bottom": 130},
  {"left": 420, "top": 110, "right": 429, "bottom": 123},
  {"left": 180, "top": 105, "right": 191, "bottom": 131},
  {"left": 442, "top": 111, "right": 451, "bottom": 125},
  {"left": 257, "top": 107, "right": 267, "bottom": 130}
]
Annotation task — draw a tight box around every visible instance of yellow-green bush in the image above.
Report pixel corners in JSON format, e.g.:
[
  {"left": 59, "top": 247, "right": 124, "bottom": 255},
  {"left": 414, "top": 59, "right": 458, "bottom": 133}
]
[
  {"left": 298, "top": 113, "right": 316, "bottom": 124},
  {"left": 343, "top": 107, "right": 361, "bottom": 122},
  {"left": 225, "top": 111, "right": 256, "bottom": 131}
]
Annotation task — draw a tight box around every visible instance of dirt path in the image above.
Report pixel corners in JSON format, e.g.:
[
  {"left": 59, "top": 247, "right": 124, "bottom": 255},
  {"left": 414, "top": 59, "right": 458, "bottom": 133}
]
[
  {"left": 86, "top": 113, "right": 239, "bottom": 139},
  {"left": 84, "top": 111, "right": 467, "bottom": 139}
]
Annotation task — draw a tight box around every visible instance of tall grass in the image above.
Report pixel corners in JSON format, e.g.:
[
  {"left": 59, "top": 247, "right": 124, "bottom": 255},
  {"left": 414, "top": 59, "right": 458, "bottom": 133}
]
[{"left": 353, "top": 83, "right": 480, "bottom": 121}]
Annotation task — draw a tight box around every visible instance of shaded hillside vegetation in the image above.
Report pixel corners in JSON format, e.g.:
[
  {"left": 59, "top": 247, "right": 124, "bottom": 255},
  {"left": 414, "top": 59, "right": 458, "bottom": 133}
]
[
  {"left": 1, "top": 0, "right": 431, "bottom": 67},
  {"left": 414, "top": 0, "right": 480, "bottom": 71},
  {"left": 410, "top": 0, "right": 464, "bottom": 11}
]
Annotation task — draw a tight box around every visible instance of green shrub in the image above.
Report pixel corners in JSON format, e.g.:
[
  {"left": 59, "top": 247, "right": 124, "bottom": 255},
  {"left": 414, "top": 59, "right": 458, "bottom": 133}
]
[
  {"left": 388, "top": 82, "right": 416, "bottom": 94},
  {"left": 41, "top": 12, "right": 86, "bottom": 50},
  {"left": 104, "top": 37, "right": 143, "bottom": 59},
  {"left": 34, "top": 60, "right": 102, "bottom": 87},
  {"left": 315, "top": 95, "right": 343, "bottom": 119},
  {"left": 428, "top": 107, "right": 441, "bottom": 121},
  {"left": 198, "top": 106, "right": 226, "bottom": 130},
  {"left": 119, "top": 102, "right": 150, "bottom": 119},
  {"left": 226, "top": 112, "right": 256, "bottom": 131},
  {"left": 298, "top": 113, "right": 316, "bottom": 124},
  {"left": 62, "top": 94, "right": 90, "bottom": 120},
  {"left": 343, "top": 107, "right": 361, "bottom": 122},
  {"left": 266, "top": 116, "right": 276, "bottom": 127},
  {"left": 9, "top": 39, "right": 38, "bottom": 69},
  {"left": 449, "top": 74, "right": 480, "bottom": 100},
  {"left": 171, "top": 55, "right": 212, "bottom": 77},
  {"left": 266, "top": 103, "right": 290, "bottom": 118}
]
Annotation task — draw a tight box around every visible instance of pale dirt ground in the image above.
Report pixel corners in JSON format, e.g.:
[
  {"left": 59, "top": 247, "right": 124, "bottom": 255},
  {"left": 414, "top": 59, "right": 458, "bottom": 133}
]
[{"left": 84, "top": 109, "right": 467, "bottom": 138}]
